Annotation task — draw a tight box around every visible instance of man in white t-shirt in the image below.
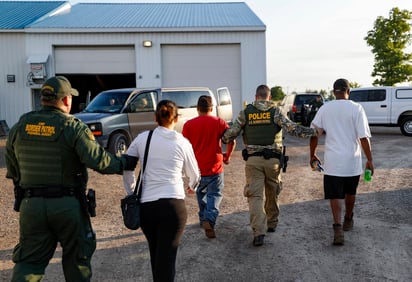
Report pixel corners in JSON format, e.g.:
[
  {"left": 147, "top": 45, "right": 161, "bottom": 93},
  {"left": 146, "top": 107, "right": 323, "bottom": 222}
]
[{"left": 309, "top": 78, "right": 374, "bottom": 246}]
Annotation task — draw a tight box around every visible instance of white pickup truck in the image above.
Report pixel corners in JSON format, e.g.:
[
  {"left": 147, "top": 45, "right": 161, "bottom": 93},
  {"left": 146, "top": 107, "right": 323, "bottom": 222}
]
[{"left": 349, "top": 86, "right": 412, "bottom": 136}]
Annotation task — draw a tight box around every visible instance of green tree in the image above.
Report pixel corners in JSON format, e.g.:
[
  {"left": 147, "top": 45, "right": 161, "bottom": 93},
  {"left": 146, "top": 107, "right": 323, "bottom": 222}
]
[
  {"left": 271, "top": 86, "right": 285, "bottom": 101},
  {"left": 365, "top": 7, "right": 412, "bottom": 86},
  {"left": 318, "top": 89, "right": 328, "bottom": 100},
  {"left": 326, "top": 92, "right": 335, "bottom": 101},
  {"left": 349, "top": 82, "right": 361, "bottom": 89}
]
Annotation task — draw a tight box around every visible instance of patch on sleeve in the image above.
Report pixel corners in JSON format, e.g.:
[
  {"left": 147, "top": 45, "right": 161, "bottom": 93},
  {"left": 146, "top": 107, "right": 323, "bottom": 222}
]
[{"left": 85, "top": 128, "right": 95, "bottom": 141}]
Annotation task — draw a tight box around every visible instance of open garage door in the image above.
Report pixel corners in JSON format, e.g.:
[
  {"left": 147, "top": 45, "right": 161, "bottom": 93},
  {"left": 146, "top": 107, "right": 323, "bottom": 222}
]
[
  {"left": 54, "top": 46, "right": 136, "bottom": 113},
  {"left": 161, "top": 44, "right": 241, "bottom": 115}
]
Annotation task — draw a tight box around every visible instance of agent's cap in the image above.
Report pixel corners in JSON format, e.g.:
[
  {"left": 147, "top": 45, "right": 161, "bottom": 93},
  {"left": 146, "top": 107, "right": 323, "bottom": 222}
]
[
  {"left": 41, "top": 76, "right": 79, "bottom": 100},
  {"left": 197, "top": 95, "right": 213, "bottom": 109},
  {"left": 333, "top": 78, "right": 350, "bottom": 93}
]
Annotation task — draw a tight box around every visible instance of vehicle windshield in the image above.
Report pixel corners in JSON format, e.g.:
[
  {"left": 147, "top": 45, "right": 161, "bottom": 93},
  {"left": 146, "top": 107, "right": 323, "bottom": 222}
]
[
  {"left": 162, "top": 91, "right": 211, "bottom": 108},
  {"left": 83, "top": 91, "right": 130, "bottom": 113}
]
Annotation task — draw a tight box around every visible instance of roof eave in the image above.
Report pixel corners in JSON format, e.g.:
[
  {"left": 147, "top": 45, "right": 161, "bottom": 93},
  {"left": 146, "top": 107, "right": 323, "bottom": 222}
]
[
  {"left": 25, "top": 26, "right": 266, "bottom": 33},
  {"left": 0, "top": 29, "right": 26, "bottom": 33}
]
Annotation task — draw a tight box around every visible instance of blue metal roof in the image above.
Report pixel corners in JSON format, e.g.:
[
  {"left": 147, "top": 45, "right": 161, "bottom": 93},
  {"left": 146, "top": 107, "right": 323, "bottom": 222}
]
[
  {"left": 28, "top": 2, "right": 265, "bottom": 30},
  {"left": 0, "top": 1, "right": 66, "bottom": 29}
]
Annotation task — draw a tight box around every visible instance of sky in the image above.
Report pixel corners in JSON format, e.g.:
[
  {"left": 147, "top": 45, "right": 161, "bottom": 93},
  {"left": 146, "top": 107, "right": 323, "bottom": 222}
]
[{"left": 15, "top": 0, "right": 412, "bottom": 92}]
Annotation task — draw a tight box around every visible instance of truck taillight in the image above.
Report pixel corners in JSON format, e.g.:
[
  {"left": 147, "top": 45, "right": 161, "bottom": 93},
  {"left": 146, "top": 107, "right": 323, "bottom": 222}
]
[{"left": 292, "top": 105, "right": 297, "bottom": 113}]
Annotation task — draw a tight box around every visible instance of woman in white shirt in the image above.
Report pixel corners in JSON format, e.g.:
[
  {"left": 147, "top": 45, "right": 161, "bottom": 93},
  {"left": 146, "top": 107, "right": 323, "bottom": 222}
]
[{"left": 123, "top": 100, "right": 200, "bottom": 282}]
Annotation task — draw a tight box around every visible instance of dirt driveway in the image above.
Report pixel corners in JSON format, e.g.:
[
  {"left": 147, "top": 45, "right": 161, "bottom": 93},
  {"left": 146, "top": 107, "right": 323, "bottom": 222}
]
[{"left": 0, "top": 126, "right": 411, "bottom": 281}]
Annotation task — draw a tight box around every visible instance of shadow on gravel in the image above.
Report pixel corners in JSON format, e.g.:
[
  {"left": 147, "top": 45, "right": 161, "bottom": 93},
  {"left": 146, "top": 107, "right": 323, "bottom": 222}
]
[{"left": 1, "top": 188, "right": 411, "bottom": 282}]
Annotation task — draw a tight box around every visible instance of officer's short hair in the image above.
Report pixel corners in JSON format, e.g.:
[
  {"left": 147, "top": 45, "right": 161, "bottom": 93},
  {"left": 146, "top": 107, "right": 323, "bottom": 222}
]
[{"left": 256, "top": 84, "right": 270, "bottom": 99}]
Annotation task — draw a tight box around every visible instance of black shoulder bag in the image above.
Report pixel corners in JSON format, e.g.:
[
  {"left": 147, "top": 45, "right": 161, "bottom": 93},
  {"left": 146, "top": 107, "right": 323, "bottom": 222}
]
[{"left": 120, "top": 130, "right": 153, "bottom": 230}]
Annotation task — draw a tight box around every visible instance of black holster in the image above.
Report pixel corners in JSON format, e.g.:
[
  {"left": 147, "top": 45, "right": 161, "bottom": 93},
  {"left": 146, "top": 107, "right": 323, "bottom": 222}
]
[
  {"left": 280, "top": 146, "right": 289, "bottom": 173},
  {"left": 86, "top": 189, "right": 96, "bottom": 217},
  {"left": 13, "top": 186, "right": 24, "bottom": 212},
  {"left": 77, "top": 188, "right": 96, "bottom": 217},
  {"left": 242, "top": 149, "right": 249, "bottom": 161}
]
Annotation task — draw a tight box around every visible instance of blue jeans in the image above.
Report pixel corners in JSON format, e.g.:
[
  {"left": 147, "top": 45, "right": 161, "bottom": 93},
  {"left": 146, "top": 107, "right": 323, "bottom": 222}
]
[{"left": 196, "top": 173, "right": 224, "bottom": 226}]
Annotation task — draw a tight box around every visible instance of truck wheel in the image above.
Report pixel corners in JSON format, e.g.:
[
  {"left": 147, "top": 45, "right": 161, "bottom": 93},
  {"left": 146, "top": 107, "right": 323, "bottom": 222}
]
[
  {"left": 108, "top": 133, "right": 129, "bottom": 155},
  {"left": 400, "top": 116, "right": 412, "bottom": 136}
]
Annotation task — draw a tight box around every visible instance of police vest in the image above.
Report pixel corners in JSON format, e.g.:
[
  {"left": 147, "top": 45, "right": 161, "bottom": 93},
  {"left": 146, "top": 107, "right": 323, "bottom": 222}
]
[
  {"left": 243, "top": 105, "right": 281, "bottom": 146},
  {"left": 15, "top": 110, "right": 77, "bottom": 187}
]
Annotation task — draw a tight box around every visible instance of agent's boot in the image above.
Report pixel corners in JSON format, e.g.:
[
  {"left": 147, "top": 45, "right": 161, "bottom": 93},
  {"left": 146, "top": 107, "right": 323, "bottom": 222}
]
[{"left": 253, "top": 235, "right": 265, "bottom": 247}]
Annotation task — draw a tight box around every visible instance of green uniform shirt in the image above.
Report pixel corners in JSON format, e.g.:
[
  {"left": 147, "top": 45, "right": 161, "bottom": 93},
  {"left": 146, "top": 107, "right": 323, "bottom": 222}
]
[{"left": 5, "top": 106, "right": 125, "bottom": 188}]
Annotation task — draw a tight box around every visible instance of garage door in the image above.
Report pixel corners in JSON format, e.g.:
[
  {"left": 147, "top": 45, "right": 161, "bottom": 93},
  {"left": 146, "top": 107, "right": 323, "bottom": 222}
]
[
  {"left": 55, "top": 46, "right": 135, "bottom": 74},
  {"left": 161, "top": 44, "right": 241, "bottom": 114}
]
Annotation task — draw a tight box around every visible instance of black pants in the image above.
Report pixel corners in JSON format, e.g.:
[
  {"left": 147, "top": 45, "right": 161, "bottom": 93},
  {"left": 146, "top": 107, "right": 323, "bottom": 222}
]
[{"left": 141, "top": 198, "right": 187, "bottom": 282}]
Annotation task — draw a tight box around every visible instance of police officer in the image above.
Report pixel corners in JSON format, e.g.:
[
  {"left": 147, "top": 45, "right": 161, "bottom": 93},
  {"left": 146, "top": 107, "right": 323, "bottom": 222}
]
[
  {"left": 222, "top": 84, "right": 317, "bottom": 246},
  {"left": 5, "top": 76, "right": 136, "bottom": 281}
]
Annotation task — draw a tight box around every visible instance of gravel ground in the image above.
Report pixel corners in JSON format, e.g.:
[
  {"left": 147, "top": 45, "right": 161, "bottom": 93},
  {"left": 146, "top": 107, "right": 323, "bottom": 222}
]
[{"left": 0, "top": 126, "right": 411, "bottom": 282}]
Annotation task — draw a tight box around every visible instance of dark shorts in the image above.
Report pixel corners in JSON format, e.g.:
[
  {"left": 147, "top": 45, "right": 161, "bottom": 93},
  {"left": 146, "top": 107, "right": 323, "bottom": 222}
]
[{"left": 323, "top": 175, "right": 360, "bottom": 199}]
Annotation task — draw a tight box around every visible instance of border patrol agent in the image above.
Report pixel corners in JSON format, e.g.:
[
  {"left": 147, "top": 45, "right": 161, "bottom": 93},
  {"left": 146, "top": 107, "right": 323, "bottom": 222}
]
[
  {"left": 222, "top": 85, "right": 317, "bottom": 247},
  {"left": 5, "top": 76, "right": 136, "bottom": 281}
]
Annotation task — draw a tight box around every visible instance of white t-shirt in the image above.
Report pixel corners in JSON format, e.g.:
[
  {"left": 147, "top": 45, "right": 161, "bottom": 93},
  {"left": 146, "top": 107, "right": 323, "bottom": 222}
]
[
  {"left": 123, "top": 126, "right": 200, "bottom": 203},
  {"left": 311, "top": 99, "right": 371, "bottom": 176}
]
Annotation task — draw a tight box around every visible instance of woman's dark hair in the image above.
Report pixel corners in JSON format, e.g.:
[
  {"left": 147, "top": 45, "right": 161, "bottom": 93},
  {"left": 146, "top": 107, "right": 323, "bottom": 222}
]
[{"left": 155, "top": 100, "right": 178, "bottom": 126}]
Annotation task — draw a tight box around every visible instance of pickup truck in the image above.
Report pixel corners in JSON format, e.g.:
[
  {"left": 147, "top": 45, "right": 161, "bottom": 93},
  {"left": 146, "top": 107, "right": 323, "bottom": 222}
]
[
  {"left": 349, "top": 86, "right": 412, "bottom": 136},
  {"left": 74, "top": 87, "right": 233, "bottom": 155}
]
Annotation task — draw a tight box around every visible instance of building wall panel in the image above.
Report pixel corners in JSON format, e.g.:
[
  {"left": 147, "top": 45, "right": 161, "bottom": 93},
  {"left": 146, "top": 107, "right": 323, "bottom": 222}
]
[
  {"left": 1, "top": 30, "right": 265, "bottom": 126},
  {"left": 0, "top": 33, "right": 32, "bottom": 127}
]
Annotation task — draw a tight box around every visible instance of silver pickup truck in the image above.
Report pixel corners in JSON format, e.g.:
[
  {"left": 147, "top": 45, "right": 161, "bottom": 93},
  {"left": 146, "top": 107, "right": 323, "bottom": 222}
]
[
  {"left": 349, "top": 86, "right": 412, "bottom": 136},
  {"left": 74, "top": 87, "right": 233, "bottom": 154}
]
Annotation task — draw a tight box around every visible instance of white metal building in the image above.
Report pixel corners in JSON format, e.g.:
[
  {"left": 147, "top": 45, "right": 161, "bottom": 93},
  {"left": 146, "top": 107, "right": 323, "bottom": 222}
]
[{"left": 0, "top": 1, "right": 266, "bottom": 127}]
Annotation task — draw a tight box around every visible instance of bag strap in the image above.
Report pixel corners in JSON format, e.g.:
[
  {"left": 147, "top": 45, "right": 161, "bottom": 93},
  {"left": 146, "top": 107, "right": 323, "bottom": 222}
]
[{"left": 133, "top": 130, "right": 154, "bottom": 197}]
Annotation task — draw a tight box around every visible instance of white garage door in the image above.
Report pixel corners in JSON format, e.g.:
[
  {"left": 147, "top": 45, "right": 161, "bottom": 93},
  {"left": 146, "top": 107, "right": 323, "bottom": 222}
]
[
  {"left": 55, "top": 46, "right": 135, "bottom": 74},
  {"left": 161, "top": 44, "right": 241, "bottom": 114}
]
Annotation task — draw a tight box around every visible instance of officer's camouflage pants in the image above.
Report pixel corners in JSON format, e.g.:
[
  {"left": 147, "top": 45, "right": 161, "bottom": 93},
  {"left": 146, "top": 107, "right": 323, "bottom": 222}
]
[{"left": 244, "top": 156, "right": 282, "bottom": 236}]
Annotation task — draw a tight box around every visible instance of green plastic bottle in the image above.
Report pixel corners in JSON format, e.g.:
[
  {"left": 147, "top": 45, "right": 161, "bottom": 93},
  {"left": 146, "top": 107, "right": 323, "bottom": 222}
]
[{"left": 364, "top": 169, "right": 372, "bottom": 182}]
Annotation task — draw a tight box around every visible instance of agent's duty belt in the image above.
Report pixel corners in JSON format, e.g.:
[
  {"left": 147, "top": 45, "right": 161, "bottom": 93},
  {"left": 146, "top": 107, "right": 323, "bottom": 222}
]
[
  {"left": 24, "top": 187, "right": 75, "bottom": 198},
  {"left": 249, "top": 150, "right": 281, "bottom": 159},
  {"left": 242, "top": 148, "right": 281, "bottom": 161}
]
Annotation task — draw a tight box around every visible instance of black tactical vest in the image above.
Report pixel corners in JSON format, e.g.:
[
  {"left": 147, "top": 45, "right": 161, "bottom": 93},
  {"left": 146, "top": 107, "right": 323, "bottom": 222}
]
[{"left": 243, "top": 104, "right": 281, "bottom": 146}]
